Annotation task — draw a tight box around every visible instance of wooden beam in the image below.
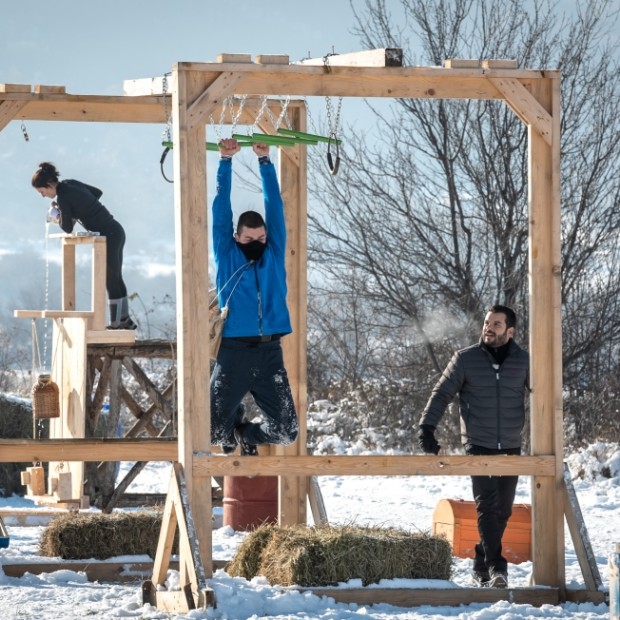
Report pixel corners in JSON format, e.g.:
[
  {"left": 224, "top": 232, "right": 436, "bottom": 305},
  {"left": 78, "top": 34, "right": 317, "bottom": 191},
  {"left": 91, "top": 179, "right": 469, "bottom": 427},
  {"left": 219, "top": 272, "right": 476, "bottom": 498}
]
[
  {"left": 488, "top": 77, "right": 553, "bottom": 145},
  {"left": 298, "top": 48, "right": 403, "bottom": 68},
  {"left": 298, "top": 586, "right": 559, "bottom": 607},
  {"left": 4, "top": 94, "right": 166, "bottom": 123},
  {"left": 0, "top": 438, "right": 177, "bottom": 463},
  {"left": 192, "top": 454, "right": 556, "bottom": 478}
]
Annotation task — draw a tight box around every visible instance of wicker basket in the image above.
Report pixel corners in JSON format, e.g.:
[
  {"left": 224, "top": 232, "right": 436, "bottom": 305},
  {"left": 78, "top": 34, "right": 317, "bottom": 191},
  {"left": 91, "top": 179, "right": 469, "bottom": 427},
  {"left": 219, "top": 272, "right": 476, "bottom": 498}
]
[{"left": 32, "top": 374, "right": 60, "bottom": 419}]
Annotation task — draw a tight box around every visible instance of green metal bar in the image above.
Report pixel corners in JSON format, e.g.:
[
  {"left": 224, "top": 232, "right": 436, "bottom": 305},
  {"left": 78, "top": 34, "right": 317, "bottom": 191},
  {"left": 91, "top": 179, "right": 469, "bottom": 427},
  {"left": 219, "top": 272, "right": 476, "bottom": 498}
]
[
  {"left": 162, "top": 140, "right": 252, "bottom": 152},
  {"left": 277, "top": 128, "right": 342, "bottom": 145}
]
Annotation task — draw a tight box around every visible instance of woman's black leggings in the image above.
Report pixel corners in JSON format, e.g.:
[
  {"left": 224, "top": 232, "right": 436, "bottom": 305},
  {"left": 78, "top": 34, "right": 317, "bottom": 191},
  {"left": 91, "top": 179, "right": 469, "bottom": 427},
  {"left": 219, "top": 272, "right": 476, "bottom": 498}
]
[{"left": 101, "top": 220, "right": 128, "bottom": 299}]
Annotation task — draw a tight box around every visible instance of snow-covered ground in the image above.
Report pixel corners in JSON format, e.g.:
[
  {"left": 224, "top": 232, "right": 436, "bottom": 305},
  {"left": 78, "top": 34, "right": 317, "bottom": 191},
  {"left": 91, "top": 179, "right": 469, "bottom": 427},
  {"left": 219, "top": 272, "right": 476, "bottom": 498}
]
[{"left": 0, "top": 443, "right": 618, "bottom": 619}]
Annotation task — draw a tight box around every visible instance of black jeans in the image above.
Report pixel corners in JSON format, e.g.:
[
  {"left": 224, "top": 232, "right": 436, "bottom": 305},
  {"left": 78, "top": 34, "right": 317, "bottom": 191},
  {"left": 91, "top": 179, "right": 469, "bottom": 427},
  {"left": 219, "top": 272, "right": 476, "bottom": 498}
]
[
  {"left": 210, "top": 338, "right": 299, "bottom": 447},
  {"left": 466, "top": 444, "right": 520, "bottom": 574}
]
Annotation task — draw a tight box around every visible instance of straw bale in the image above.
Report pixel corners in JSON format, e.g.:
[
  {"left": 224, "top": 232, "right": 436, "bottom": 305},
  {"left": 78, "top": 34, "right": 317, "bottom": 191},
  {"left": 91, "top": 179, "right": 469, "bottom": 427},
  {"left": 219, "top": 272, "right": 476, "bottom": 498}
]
[
  {"left": 228, "top": 524, "right": 452, "bottom": 586},
  {"left": 39, "top": 509, "right": 176, "bottom": 560}
]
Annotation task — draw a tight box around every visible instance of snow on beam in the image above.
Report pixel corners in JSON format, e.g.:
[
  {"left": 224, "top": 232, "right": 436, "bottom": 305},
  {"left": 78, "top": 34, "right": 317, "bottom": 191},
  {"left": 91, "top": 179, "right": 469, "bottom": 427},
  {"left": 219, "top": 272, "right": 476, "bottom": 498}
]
[{"left": 296, "top": 48, "right": 403, "bottom": 67}]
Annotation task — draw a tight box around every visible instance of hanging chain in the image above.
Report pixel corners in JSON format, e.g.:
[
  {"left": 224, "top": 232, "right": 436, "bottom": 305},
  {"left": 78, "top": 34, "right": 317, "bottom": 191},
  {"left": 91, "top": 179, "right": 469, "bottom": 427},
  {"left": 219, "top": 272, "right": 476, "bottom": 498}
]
[
  {"left": 228, "top": 94, "right": 247, "bottom": 135},
  {"left": 20, "top": 121, "right": 30, "bottom": 142},
  {"left": 251, "top": 95, "right": 270, "bottom": 135}
]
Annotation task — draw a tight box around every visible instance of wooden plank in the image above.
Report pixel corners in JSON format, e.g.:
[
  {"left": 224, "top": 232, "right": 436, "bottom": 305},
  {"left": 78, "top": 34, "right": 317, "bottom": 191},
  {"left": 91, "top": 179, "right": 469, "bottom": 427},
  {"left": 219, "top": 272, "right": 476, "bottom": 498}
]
[
  {"left": 298, "top": 586, "right": 559, "bottom": 607},
  {"left": 34, "top": 85, "right": 66, "bottom": 94},
  {"left": 444, "top": 59, "right": 480, "bottom": 68},
  {"left": 487, "top": 76, "right": 552, "bottom": 145},
  {"left": 482, "top": 59, "right": 518, "bottom": 69},
  {"left": 0, "top": 438, "right": 177, "bottom": 463},
  {"left": 216, "top": 53, "right": 252, "bottom": 63},
  {"left": 14, "top": 310, "right": 94, "bottom": 319},
  {"left": 86, "top": 330, "right": 136, "bottom": 345},
  {"left": 255, "top": 54, "right": 289, "bottom": 65},
  {"left": 192, "top": 454, "right": 556, "bottom": 478},
  {"left": 298, "top": 48, "right": 403, "bottom": 68},
  {"left": 563, "top": 463, "right": 602, "bottom": 590},
  {"left": 565, "top": 589, "right": 608, "bottom": 605},
  {"left": 0, "top": 83, "right": 31, "bottom": 93}
]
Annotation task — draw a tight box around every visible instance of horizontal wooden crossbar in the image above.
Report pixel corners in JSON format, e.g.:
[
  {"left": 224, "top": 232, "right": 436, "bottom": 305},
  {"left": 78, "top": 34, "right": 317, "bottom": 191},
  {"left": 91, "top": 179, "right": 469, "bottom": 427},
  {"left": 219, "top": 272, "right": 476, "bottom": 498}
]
[
  {"left": 192, "top": 454, "right": 556, "bottom": 477},
  {"left": 0, "top": 438, "right": 177, "bottom": 463}
]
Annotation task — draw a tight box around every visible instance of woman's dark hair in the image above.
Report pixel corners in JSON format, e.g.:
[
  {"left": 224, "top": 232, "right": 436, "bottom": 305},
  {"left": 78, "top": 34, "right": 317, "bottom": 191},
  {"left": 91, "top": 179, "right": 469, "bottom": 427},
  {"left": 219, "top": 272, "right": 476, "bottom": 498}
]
[
  {"left": 236, "top": 210, "right": 266, "bottom": 234},
  {"left": 31, "top": 161, "right": 60, "bottom": 188}
]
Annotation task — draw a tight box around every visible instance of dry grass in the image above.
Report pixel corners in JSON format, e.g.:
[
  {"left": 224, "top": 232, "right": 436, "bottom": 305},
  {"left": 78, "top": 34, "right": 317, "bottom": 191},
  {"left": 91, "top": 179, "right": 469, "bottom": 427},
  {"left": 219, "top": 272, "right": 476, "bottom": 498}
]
[
  {"left": 39, "top": 509, "right": 176, "bottom": 560},
  {"left": 228, "top": 524, "right": 453, "bottom": 587}
]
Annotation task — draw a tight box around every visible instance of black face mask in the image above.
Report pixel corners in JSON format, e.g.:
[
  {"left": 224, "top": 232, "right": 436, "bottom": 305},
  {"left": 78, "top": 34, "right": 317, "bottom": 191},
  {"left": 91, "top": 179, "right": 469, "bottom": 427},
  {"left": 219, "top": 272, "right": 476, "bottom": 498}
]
[{"left": 236, "top": 239, "right": 266, "bottom": 262}]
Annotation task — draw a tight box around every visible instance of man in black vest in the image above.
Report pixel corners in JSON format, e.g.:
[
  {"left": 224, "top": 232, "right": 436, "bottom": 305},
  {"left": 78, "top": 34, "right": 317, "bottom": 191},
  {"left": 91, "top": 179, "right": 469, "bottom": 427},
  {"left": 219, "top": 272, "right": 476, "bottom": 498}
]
[{"left": 418, "top": 305, "right": 529, "bottom": 589}]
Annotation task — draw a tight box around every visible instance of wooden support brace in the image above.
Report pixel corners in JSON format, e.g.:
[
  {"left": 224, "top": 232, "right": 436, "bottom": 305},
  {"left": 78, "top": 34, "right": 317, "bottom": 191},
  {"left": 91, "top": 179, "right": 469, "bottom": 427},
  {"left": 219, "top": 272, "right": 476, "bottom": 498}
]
[
  {"left": 0, "top": 100, "right": 28, "bottom": 131},
  {"left": 487, "top": 76, "right": 553, "bottom": 145},
  {"left": 186, "top": 71, "right": 246, "bottom": 133},
  {"left": 562, "top": 463, "right": 603, "bottom": 591},
  {"left": 145, "top": 463, "right": 214, "bottom": 613},
  {"left": 308, "top": 476, "right": 328, "bottom": 525}
]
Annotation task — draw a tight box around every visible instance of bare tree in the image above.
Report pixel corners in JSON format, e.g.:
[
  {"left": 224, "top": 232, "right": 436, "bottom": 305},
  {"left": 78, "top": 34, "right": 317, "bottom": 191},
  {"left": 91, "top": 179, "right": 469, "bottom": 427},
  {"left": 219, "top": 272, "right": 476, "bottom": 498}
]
[{"left": 307, "top": 0, "right": 620, "bottom": 444}]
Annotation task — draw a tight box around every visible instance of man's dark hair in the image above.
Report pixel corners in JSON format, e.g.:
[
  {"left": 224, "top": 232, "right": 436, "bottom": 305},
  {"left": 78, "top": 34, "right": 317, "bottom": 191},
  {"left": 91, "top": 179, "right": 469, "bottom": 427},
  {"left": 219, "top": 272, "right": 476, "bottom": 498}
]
[
  {"left": 488, "top": 304, "right": 517, "bottom": 329},
  {"left": 236, "top": 210, "right": 266, "bottom": 234}
]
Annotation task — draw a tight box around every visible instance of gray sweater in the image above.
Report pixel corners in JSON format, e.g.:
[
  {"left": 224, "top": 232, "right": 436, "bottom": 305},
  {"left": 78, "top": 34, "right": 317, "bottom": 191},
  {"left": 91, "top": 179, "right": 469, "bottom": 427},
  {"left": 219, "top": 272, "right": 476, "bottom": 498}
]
[{"left": 419, "top": 339, "right": 529, "bottom": 450}]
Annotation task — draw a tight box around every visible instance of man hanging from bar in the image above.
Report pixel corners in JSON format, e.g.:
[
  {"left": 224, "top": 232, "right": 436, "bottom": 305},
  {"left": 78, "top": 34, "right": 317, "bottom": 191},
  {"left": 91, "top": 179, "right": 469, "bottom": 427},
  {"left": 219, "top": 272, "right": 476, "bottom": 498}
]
[{"left": 210, "top": 138, "right": 299, "bottom": 456}]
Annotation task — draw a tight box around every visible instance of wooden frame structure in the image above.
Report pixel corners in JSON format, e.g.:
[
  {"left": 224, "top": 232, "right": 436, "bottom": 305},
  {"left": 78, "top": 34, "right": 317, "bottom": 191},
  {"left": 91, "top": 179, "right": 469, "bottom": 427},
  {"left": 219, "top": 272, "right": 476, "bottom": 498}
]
[{"left": 0, "top": 49, "right": 582, "bottom": 610}]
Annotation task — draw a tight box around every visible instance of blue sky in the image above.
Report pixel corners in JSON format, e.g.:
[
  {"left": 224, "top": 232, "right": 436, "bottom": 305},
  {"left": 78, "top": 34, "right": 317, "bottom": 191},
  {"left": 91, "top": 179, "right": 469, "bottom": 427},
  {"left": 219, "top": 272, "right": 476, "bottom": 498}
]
[{"left": 0, "top": 0, "right": 374, "bottom": 334}]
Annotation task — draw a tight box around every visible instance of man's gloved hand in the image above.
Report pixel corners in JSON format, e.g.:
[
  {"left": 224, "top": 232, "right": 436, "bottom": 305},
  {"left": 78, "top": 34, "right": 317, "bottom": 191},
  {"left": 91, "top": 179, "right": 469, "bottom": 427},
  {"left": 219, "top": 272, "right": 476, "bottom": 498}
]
[{"left": 418, "top": 424, "right": 440, "bottom": 455}]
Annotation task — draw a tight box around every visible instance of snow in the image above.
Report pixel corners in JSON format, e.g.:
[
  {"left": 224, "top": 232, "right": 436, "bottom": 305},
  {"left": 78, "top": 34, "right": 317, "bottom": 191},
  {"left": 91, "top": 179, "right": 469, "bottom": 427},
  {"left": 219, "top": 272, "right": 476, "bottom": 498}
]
[{"left": 0, "top": 448, "right": 617, "bottom": 619}]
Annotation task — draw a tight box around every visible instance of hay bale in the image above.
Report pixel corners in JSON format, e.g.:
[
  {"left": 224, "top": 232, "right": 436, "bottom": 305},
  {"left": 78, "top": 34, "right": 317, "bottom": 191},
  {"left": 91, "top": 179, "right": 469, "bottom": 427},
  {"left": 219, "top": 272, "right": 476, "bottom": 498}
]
[
  {"left": 228, "top": 524, "right": 452, "bottom": 587},
  {"left": 39, "top": 509, "right": 176, "bottom": 560}
]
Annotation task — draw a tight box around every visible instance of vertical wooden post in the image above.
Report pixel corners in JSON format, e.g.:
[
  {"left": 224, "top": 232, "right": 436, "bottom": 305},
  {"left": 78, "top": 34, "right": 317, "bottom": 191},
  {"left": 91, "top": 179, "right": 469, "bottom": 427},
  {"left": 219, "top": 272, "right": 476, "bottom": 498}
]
[
  {"left": 172, "top": 65, "right": 213, "bottom": 577},
  {"left": 91, "top": 237, "right": 107, "bottom": 331},
  {"left": 611, "top": 542, "right": 620, "bottom": 620},
  {"left": 528, "top": 74, "right": 564, "bottom": 589},
  {"left": 277, "top": 104, "right": 308, "bottom": 526},
  {"left": 61, "top": 241, "right": 76, "bottom": 311}
]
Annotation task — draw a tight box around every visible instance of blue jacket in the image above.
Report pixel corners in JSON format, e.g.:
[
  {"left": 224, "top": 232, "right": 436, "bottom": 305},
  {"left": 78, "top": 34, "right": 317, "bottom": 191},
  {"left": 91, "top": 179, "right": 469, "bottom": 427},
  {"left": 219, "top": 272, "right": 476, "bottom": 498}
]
[
  {"left": 212, "top": 158, "right": 292, "bottom": 338},
  {"left": 420, "top": 339, "right": 529, "bottom": 450}
]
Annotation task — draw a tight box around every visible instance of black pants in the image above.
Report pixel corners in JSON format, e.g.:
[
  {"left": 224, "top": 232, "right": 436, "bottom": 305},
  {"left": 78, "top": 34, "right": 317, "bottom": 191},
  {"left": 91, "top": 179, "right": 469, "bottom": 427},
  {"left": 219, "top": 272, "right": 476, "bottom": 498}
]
[
  {"left": 101, "top": 220, "right": 128, "bottom": 299},
  {"left": 466, "top": 444, "right": 520, "bottom": 574},
  {"left": 210, "top": 338, "right": 299, "bottom": 447}
]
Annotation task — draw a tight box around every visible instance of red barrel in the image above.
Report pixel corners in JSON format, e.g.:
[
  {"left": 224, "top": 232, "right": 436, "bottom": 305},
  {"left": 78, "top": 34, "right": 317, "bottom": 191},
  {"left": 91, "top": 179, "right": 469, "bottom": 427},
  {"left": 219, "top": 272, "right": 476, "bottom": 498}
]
[{"left": 223, "top": 476, "right": 278, "bottom": 531}]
